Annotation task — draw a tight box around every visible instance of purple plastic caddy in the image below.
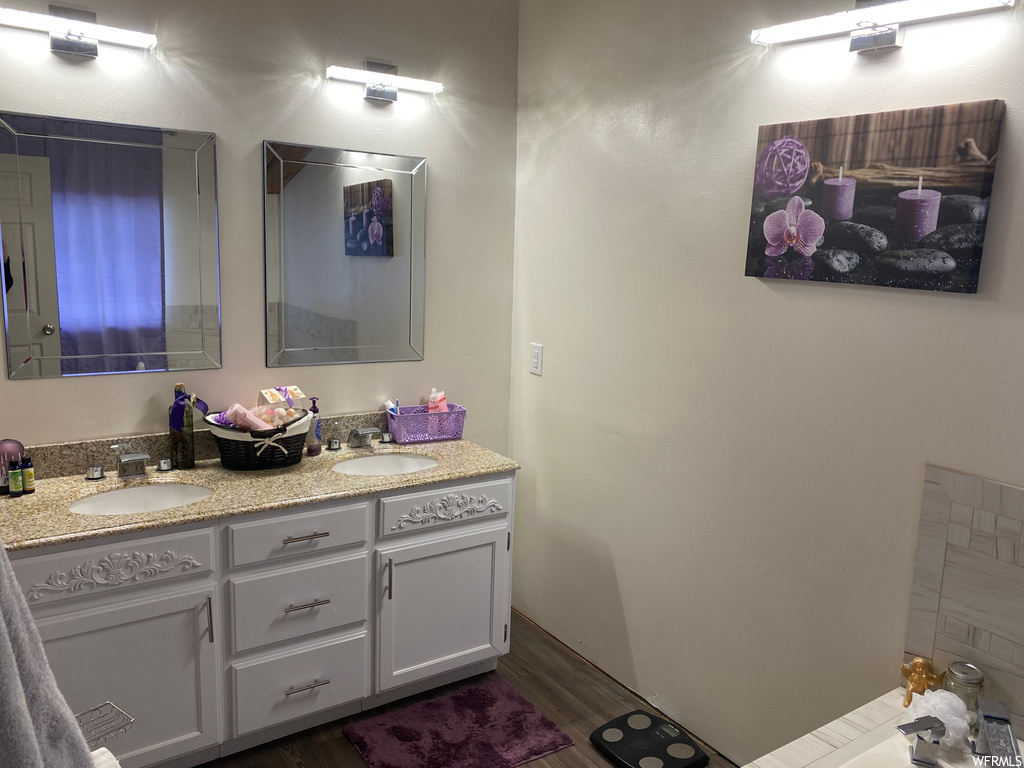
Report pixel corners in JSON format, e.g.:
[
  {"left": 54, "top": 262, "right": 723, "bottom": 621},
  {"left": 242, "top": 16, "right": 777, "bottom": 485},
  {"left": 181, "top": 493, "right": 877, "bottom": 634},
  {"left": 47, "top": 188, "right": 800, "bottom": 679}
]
[{"left": 387, "top": 404, "right": 467, "bottom": 444}]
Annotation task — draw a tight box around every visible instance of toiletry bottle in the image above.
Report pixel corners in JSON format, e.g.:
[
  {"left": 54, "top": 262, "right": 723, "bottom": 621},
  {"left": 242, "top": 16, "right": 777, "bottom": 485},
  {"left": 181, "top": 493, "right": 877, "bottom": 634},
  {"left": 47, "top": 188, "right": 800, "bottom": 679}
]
[
  {"left": 170, "top": 383, "right": 196, "bottom": 469},
  {"left": 307, "top": 397, "right": 322, "bottom": 456},
  {"left": 0, "top": 438, "right": 24, "bottom": 494},
  {"left": 8, "top": 460, "right": 22, "bottom": 498},
  {"left": 20, "top": 456, "right": 34, "bottom": 494},
  {"left": 428, "top": 388, "right": 440, "bottom": 413}
]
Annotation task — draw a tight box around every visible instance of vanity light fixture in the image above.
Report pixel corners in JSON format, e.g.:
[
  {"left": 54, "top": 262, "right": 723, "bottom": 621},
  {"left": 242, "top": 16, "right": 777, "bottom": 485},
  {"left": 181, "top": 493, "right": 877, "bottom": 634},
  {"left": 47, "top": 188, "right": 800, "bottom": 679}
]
[
  {"left": 751, "top": 0, "right": 1015, "bottom": 46},
  {"left": 0, "top": 6, "right": 156, "bottom": 51},
  {"left": 326, "top": 65, "right": 444, "bottom": 103}
]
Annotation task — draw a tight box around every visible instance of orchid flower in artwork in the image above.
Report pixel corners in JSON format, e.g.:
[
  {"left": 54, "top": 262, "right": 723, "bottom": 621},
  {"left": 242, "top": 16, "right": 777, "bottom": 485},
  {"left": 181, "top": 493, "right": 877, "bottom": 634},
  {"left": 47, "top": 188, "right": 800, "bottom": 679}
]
[
  {"left": 764, "top": 196, "right": 824, "bottom": 258},
  {"left": 368, "top": 216, "right": 383, "bottom": 246},
  {"left": 762, "top": 196, "right": 825, "bottom": 280}
]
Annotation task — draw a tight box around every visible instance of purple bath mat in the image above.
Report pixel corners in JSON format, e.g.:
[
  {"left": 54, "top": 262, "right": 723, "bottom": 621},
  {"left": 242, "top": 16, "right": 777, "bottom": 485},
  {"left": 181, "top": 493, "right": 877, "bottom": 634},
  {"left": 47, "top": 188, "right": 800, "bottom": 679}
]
[{"left": 343, "top": 677, "right": 573, "bottom": 768}]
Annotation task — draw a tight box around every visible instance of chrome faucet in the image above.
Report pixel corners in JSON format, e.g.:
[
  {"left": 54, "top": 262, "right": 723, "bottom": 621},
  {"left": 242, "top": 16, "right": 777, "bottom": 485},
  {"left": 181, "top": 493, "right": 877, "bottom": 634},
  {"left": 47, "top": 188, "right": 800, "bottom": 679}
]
[
  {"left": 111, "top": 444, "right": 150, "bottom": 478},
  {"left": 897, "top": 716, "right": 945, "bottom": 768},
  {"left": 347, "top": 427, "right": 380, "bottom": 448}
]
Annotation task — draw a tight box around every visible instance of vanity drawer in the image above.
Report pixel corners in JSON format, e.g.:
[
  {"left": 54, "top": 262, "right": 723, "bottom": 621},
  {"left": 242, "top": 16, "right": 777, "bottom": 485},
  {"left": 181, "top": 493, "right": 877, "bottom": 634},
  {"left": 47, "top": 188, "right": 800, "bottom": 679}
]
[
  {"left": 231, "top": 632, "right": 368, "bottom": 736},
  {"left": 13, "top": 528, "right": 214, "bottom": 607},
  {"left": 378, "top": 477, "right": 512, "bottom": 538},
  {"left": 226, "top": 501, "right": 369, "bottom": 568},
  {"left": 228, "top": 553, "right": 368, "bottom": 653}
]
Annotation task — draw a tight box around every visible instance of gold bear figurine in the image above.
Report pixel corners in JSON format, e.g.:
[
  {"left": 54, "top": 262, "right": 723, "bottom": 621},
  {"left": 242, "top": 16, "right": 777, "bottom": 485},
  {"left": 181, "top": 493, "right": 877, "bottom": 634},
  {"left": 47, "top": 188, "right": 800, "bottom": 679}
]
[{"left": 901, "top": 657, "right": 939, "bottom": 707}]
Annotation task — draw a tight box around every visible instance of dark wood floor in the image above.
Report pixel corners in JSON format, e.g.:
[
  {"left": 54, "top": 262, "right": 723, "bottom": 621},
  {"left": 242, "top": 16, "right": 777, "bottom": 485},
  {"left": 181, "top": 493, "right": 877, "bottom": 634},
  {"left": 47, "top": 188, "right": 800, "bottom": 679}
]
[{"left": 207, "top": 610, "right": 737, "bottom": 768}]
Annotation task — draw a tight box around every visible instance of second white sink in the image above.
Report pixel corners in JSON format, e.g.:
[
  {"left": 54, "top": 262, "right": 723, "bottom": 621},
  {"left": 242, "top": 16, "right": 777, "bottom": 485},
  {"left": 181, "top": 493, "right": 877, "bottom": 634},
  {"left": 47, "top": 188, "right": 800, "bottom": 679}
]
[
  {"left": 332, "top": 454, "right": 438, "bottom": 476},
  {"left": 71, "top": 484, "right": 213, "bottom": 516}
]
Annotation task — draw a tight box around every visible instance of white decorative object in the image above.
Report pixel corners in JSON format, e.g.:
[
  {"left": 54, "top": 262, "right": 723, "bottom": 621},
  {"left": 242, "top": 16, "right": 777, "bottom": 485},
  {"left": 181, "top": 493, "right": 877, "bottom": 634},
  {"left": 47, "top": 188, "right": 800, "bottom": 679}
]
[
  {"left": 26, "top": 551, "right": 202, "bottom": 600},
  {"left": 908, "top": 689, "right": 970, "bottom": 749},
  {"left": 391, "top": 494, "right": 503, "bottom": 530}
]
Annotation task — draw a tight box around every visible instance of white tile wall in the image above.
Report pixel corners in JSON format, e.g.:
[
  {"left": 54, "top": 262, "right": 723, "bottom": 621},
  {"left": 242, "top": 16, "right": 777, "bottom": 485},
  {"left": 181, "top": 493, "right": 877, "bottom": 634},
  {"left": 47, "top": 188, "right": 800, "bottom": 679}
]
[{"left": 907, "top": 465, "right": 1024, "bottom": 722}]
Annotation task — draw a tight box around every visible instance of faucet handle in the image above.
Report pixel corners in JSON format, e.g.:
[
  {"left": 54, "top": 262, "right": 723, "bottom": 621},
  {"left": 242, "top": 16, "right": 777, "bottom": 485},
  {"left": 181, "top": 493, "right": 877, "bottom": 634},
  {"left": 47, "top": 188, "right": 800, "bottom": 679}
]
[
  {"left": 347, "top": 427, "right": 381, "bottom": 448},
  {"left": 897, "top": 716, "right": 946, "bottom": 738}
]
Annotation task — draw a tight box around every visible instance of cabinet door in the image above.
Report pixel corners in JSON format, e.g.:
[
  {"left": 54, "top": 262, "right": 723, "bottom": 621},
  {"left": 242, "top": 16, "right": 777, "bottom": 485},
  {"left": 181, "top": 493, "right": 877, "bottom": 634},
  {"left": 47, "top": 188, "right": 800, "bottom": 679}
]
[
  {"left": 377, "top": 525, "right": 509, "bottom": 692},
  {"left": 36, "top": 586, "right": 220, "bottom": 768}
]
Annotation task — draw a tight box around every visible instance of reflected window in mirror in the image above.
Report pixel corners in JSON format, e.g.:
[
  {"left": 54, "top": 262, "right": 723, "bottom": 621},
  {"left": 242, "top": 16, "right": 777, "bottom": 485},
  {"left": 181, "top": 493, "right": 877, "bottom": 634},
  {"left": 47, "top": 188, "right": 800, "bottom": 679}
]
[
  {"left": 0, "top": 113, "right": 221, "bottom": 378},
  {"left": 264, "top": 141, "right": 425, "bottom": 367}
]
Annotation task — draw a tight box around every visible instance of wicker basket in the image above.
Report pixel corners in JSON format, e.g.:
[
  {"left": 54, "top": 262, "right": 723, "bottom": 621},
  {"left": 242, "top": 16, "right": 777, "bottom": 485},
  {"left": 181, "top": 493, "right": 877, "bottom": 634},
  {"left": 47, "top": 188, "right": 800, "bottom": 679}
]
[
  {"left": 387, "top": 404, "right": 467, "bottom": 444},
  {"left": 204, "top": 410, "right": 311, "bottom": 470}
]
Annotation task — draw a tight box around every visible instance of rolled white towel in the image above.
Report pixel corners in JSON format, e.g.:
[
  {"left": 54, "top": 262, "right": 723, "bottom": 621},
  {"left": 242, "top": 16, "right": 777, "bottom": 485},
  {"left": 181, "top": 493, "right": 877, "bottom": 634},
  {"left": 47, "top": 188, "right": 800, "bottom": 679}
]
[{"left": 90, "top": 748, "right": 121, "bottom": 768}]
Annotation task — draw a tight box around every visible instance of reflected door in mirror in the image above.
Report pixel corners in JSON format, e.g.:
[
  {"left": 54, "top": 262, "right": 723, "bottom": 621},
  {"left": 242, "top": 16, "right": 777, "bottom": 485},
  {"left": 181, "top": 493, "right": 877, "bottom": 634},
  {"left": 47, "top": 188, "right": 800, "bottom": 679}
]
[{"left": 0, "top": 112, "right": 221, "bottom": 379}]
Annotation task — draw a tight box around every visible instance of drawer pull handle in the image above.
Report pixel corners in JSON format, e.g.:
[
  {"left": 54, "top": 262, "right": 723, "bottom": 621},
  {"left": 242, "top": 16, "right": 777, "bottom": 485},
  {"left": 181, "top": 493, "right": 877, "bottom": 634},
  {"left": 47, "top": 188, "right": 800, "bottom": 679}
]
[
  {"left": 282, "top": 531, "right": 330, "bottom": 545},
  {"left": 284, "top": 678, "right": 330, "bottom": 696},
  {"left": 284, "top": 598, "right": 331, "bottom": 614},
  {"left": 386, "top": 557, "right": 394, "bottom": 601}
]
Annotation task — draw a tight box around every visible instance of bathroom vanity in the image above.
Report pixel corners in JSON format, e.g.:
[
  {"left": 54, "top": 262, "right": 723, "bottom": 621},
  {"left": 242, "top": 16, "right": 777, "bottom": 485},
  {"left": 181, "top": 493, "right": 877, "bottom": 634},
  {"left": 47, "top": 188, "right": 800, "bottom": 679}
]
[{"left": 1, "top": 441, "right": 517, "bottom": 768}]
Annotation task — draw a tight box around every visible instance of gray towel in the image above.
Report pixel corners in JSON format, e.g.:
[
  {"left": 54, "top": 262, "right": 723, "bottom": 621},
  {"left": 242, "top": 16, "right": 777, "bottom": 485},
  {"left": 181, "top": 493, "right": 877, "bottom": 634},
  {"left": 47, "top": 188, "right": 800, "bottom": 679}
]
[{"left": 0, "top": 536, "right": 94, "bottom": 768}]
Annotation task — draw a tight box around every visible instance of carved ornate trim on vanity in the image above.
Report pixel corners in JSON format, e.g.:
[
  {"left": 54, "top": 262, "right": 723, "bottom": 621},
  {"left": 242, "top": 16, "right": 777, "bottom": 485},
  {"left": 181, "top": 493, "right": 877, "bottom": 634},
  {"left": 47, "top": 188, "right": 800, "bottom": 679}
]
[
  {"left": 26, "top": 550, "right": 203, "bottom": 600},
  {"left": 390, "top": 494, "right": 503, "bottom": 530}
]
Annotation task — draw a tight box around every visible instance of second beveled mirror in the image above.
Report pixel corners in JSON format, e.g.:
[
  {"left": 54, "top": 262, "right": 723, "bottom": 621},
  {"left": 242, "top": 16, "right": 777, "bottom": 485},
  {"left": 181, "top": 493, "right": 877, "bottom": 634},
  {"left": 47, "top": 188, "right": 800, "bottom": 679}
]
[{"left": 264, "top": 141, "right": 426, "bottom": 366}]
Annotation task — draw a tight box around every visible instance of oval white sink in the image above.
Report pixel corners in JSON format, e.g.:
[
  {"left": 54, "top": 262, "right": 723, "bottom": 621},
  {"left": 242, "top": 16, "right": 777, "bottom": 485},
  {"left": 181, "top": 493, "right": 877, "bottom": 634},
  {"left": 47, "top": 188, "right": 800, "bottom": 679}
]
[
  {"left": 332, "top": 454, "right": 438, "bottom": 476},
  {"left": 70, "top": 484, "right": 213, "bottom": 516}
]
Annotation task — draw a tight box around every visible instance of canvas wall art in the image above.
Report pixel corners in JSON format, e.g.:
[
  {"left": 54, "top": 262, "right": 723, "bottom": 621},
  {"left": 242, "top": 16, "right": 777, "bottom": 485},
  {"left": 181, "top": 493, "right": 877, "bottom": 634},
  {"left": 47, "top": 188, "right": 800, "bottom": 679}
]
[
  {"left": 744, "top": 100, "right": 1005, "bottom": 293},
  {"left": 344, "top": 178, "right": 394, "bottom": 257}
]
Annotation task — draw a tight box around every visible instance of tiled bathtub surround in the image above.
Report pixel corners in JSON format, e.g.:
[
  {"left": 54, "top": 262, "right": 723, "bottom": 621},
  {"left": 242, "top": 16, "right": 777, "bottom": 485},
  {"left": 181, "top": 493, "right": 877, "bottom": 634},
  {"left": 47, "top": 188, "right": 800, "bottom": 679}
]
[
  {"left": 906, "top": 464, "right": 1024, "bottom": 721},
  {"left": 24, "top": 410, "right": 389, "bottom": 480},
  {"left": 267, "top": 302, "right": 359, "bottom": 364}
]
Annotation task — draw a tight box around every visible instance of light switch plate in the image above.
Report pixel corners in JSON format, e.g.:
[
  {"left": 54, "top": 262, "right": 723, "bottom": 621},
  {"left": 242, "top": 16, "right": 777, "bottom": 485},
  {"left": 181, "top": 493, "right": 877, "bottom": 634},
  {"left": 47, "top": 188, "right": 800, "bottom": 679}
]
[{"left": 530, "top": 343, "right": 543, "bottom": 376}]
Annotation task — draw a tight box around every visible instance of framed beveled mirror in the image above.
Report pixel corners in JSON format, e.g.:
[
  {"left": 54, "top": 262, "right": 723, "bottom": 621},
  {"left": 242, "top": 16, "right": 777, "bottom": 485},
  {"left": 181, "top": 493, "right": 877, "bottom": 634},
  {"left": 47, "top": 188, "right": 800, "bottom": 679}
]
[
  {"left": 0, "top": 112, "right": 221, "bottom": 378},
  {"left": 264, "top": 141, "right": 425, "bottom": 367}
]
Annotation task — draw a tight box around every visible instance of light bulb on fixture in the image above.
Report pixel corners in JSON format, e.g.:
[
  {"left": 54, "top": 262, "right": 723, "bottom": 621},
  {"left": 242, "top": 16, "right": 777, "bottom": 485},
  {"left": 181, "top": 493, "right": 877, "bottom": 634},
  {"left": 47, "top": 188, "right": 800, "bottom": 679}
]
[
  {"left": 751, "top": 0, "right": 1015, "bottom": 46},
  {"left": 0, "top": 6, "right": 156, "bottom": 50},
  {"left": 326, "top": 65, "right": 444, "bottom": 95}
]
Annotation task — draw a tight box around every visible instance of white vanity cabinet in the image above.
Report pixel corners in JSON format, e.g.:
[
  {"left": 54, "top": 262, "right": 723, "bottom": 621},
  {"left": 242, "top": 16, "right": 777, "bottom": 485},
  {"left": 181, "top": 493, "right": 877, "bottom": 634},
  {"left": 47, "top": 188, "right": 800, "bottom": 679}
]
[
  {"left": 37, "top": 586, "right": 221, "bottom": 768},
  {"left": 377, "top": 525, "right": 510, "bottom": 691},
  {"left": 7, "top": 469, "right": 515, "bottom": 768},
  {"left": 374, "top": 476, "right": 514, "bottom": 692},
  {"left": 10, "top": 528, "right": 222, "bottom": 768},
  {"left": 220, "top": 500, "right": 372, "bottom": 745}
]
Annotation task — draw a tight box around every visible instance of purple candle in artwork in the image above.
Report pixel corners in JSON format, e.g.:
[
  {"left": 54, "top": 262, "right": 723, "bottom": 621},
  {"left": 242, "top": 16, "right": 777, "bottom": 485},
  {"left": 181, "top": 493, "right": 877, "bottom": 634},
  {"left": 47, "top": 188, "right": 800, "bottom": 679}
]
[
  {"left": 363, "top": 209, "right": 369, "bottom": 229},
  {"left": 822, "top": 177, "right": 856, "bottom": 221},
  {"left": 895, "top": 188, "right": 942, "bottom": 243},
  {"left": 349, "top": 216, "right": 355, "bottom": 235}
]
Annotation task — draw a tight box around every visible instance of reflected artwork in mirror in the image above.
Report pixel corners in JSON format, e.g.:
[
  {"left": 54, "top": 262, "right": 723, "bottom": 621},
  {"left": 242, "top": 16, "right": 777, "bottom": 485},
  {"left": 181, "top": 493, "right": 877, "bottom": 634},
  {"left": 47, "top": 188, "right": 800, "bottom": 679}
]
[
  {"left": 0, "top": 112, "right": 221, "bottom": 378},
  {"left": 264, "top": 141, "right": 425, "bottom": 367}
]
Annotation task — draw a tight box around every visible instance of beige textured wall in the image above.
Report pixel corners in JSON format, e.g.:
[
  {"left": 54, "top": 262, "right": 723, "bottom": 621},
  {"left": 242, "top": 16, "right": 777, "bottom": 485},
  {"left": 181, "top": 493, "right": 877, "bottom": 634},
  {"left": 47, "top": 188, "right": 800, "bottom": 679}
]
[
  {"left": 511, "top": 1, "right": 1024, "bottom": 763},
  {"left": 0, "top": 0, "right": 518, "bottom": 452}
]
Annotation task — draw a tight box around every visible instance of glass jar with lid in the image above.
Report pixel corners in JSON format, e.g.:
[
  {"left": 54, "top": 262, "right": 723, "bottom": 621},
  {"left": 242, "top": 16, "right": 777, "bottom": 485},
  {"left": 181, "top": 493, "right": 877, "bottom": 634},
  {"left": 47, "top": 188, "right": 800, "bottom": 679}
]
[{"left": 943, "top": 661, "right": 985, "bottom": 716}]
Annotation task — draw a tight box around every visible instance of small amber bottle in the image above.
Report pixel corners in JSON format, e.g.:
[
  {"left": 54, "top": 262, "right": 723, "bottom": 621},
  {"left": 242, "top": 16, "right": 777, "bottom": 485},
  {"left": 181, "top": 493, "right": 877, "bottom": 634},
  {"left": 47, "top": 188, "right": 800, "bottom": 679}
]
[{"left": 20, "top": 456, "right": 34, "bottom": 494}]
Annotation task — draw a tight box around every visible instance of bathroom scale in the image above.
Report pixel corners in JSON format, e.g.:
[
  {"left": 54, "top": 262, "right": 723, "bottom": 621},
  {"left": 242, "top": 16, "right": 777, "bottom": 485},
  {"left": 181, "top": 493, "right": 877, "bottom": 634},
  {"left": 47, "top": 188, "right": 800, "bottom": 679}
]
[{"left": 590, "top": 710, "right": 709, "bottom": 768}]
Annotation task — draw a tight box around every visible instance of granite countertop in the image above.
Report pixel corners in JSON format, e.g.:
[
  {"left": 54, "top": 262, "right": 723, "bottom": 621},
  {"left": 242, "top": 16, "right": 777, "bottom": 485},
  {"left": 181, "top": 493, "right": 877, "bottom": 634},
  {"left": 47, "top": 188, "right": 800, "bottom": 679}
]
[{"left": 0, "top": 440, "right": 519, "bottom": 552}]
